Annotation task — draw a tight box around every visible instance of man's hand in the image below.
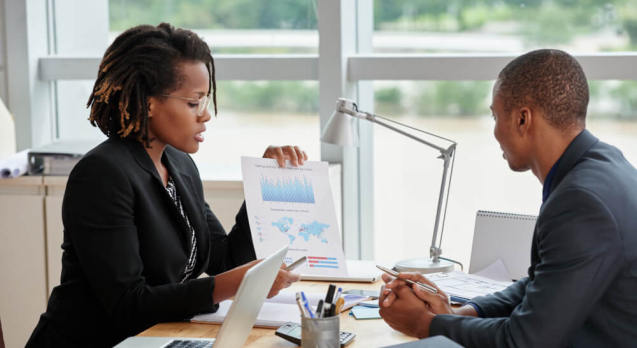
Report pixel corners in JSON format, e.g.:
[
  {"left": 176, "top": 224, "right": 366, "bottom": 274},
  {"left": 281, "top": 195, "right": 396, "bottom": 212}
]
[
  {"left": 378, "top": 283, "right": 435, "bottom": 339},
  {"left": 267, "top": 263, "right": 301, "bottom": 298},
  {"left": 263, "top": 145, "right": 308, "bottom": 167},
  {"left": 384, "top": 272, "right": 454, "bottom": 315}
]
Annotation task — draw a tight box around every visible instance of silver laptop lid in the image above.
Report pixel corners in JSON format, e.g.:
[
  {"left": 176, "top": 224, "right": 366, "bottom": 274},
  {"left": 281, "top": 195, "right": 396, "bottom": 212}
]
[{"left": 213, "top": 245, "right": 288, "bottom": 348}]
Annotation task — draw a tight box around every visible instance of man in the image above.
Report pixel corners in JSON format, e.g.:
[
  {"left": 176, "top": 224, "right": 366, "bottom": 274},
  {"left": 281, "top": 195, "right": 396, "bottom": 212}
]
[{"left": 379, "top": 49, "right": 637, "bottom": 347}]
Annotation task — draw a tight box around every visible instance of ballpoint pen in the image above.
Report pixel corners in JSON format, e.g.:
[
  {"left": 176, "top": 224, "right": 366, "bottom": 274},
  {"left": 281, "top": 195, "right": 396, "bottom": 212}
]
[
  {"left": 296, "top": 293, "right": 309, "bottom": 318},
  {"left": 315, "top": 299, "right": 324, "bottom": 318},
  {"left": 376, "top": 265, "right": 438, "bottom": 294},
  {"left": 301, "top": 292, "right": 315, "bottom": 319},
  {"left": 335, "top": 287, "right": 342, "bottom": 301}
]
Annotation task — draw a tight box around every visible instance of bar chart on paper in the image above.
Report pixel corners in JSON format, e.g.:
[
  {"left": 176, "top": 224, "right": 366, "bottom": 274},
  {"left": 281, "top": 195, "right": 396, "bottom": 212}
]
[
  {"left": 241, "top": 157, "right": 348, "bottom": 277},
  {"left": 260, "top": 175, "right": 315, "bottom": 204}
]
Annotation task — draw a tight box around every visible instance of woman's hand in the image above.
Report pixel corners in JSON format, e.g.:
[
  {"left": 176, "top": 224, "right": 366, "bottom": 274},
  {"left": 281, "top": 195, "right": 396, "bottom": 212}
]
[
  {"left": 263, "top": 145, "right": 308, "bottom": 167},
  {"left": 267, "top": 263, "right": 301, "bottom": 298},
  {"left": 212, "top": 260, "right": 300, "bottom": 303}
]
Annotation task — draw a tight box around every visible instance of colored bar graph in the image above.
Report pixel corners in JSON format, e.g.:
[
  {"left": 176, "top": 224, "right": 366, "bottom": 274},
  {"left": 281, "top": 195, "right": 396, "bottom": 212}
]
[
  {"left": 260, "top": 175, "right": 316, "bottom": 204},
  {"left": 307, "top": 256, "right": 340, "bottom": 269}
]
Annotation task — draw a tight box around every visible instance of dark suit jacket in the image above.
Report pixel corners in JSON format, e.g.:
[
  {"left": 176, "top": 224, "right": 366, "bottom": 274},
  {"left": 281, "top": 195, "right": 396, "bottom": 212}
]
[
  {"left": 26, "top": 137, "right": 257, "bottom": 348},
  {"left": 430, "top": 130, "right": 637, "bottom": 347}
]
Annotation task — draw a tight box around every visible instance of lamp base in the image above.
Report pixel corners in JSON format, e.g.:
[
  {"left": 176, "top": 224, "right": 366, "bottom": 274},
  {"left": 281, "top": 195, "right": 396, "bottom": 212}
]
[{"left": 394, "top": 257, "right": 455, "bottom": 274}]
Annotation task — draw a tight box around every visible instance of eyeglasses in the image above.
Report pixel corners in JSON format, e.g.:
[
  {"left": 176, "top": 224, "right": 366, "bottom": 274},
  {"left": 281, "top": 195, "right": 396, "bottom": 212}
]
[{"left": 157, "top": 94, "right": 211, "bottom": 117}]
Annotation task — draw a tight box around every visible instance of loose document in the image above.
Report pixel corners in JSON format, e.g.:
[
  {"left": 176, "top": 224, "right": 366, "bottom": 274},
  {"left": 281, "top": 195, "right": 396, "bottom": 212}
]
[{"left": 241, "top": 157, "right": 348, "bottom": 277}]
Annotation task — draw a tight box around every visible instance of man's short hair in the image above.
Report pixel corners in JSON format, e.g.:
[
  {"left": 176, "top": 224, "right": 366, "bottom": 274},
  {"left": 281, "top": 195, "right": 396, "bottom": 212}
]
[{"left": 497, "top": 49, "right": 589, "bottom": 130}]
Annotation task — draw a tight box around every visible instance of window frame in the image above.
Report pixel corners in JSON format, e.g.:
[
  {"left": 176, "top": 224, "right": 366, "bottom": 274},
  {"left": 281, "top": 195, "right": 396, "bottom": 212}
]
[{"left": 8, "top": 0, "right": 637, "bottom": 260}]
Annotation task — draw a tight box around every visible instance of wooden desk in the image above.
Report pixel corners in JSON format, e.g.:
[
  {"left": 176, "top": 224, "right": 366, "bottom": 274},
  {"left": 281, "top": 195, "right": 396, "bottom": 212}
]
[{"left": 139, "top": 280, "right": 417, "bottom": 347}]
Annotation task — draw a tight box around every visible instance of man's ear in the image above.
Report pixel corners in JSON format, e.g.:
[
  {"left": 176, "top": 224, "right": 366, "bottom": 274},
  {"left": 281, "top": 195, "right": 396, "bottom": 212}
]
[{"left": 517, "top": 106, "right": 532, "bottom": 135}]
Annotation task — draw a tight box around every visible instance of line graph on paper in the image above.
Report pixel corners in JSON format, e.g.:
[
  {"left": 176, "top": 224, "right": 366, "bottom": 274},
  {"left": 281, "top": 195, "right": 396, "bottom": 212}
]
[{"left": 260, "top": 174, "right": 316, "bottom": 204}]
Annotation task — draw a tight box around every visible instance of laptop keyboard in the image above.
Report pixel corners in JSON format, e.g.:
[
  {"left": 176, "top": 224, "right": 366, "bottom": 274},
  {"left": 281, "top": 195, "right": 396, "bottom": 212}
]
[{"left": 165, "top": 340, "right": 214, "bottom": 348}]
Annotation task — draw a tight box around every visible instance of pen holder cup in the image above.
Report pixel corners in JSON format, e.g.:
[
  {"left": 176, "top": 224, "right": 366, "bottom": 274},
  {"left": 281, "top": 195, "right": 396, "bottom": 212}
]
[{"left": 301, "top": 315, "right": 340, "bottom": 348}]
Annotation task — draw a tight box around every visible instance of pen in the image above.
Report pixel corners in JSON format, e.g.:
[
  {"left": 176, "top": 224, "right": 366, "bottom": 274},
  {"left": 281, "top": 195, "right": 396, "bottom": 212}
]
[
  {"left": 295, "top": 293, "right": 309, "bottom": 318},
  {"left": 325, "top": 284, "right": 337, "bottom": 304},
  {"left": 315, "top": 299, "right": 324, "bottom": 318},
  {"left": 285, "top": 256, "right": 307, "bottom": 272},
  {"left": 376, "top": 265, "right": 438, "bottom": 294},
  {"left": 334, "top": 297, "right": 345, "bottom": 314},
  {"left": 301, "top": 292, "right": 315, "bottom": 319},
  {"left": 335, "top": 287, "right": 342, "bottom": 301},
  {"left": 322, "top": 302, "right": 331, "bottom": 318}
]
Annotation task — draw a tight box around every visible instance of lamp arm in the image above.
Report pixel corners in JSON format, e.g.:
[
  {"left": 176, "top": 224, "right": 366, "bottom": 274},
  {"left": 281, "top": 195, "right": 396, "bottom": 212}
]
[
  {"left": 430, "top": 146, "right": 455, "bottom": 262},
  {"left": 361, "top": 112, "right": 450, "bottom": 154},
  {"left": 361, "top": 111, "right": 457, "bottom": 263}
]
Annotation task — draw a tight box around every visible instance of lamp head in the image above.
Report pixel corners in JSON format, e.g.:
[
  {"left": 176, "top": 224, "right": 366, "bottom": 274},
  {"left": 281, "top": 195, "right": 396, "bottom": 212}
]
[{"left": 320, "top": 98, "right": 364, "bottom": 147}]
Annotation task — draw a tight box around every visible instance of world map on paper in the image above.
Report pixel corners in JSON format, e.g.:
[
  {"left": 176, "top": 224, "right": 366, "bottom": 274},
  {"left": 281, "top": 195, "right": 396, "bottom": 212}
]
[{"left": 270, "top": 217, "right": 330, "bottom": 244}]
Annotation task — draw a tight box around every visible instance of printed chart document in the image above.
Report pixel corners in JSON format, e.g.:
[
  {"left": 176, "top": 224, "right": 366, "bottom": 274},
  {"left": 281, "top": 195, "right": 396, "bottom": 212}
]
[
  {"left": 241, "top": 157, "right": 348, "bottom": 277},
  {"left": 425, "top": 271, "right": 512, "bottom": 301}
]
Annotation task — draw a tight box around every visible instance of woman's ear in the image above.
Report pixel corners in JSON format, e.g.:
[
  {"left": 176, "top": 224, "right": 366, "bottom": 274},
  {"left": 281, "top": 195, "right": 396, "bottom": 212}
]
[{"left": 147, "top": 97, "right": 154, "bottom": 118}]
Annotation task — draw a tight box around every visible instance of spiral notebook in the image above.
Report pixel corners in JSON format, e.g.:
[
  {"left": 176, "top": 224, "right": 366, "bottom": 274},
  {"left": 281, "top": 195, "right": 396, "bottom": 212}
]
[{"left": 469, "top": 211, "right": 537, "bottom": 281}]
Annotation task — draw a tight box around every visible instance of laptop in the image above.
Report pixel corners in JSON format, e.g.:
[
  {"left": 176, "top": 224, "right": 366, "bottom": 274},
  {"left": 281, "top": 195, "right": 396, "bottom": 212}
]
[{"left": 115, "top": 245, "right": 289, "bottom": 348}]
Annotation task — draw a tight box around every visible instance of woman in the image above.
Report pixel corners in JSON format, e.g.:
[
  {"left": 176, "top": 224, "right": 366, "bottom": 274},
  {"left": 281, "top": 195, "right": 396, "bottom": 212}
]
[{"left": 26, "top": 23, "right": 305, "bottom": 347}]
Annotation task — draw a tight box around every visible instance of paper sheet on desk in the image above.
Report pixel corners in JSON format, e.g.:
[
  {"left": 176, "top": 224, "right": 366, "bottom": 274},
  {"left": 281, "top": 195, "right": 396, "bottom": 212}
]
[
  {"left": 190, "top": 292, "right": 366, "bottom": 328},
  {"left": 474, "top": 259, "right": 512, "bottom": 282},
  {"left": 190, "top": 292, "right": 320, "bottom": 327},
  {"left": 425, "top": 271, "right": 512, "bottom": 301}
]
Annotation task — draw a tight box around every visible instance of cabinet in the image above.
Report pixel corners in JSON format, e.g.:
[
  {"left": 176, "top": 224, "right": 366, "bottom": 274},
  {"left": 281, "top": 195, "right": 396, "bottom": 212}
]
[{"left": 0, "top": 178, "right": 47, "bottom": 348}]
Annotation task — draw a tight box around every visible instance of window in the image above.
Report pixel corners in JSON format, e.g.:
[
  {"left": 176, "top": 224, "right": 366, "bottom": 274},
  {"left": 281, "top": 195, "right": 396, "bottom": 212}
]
[
  {"left": 191, "top": 81, "right": 320, "bottom": 165},
  {"left": 109, "top": 0, "right": 318, "bottom": 54},
  {"left": 373, "top": 0, "right": 636, "bottom": 53},
  {"left": 50, "top": 0, "right": 320, "bottom": 166},
  {"left": 372, "top": 80, "right": 637, "bottom": 265},
  {"left": 11, "top": 0, "right": 637, "bottom": 261}
]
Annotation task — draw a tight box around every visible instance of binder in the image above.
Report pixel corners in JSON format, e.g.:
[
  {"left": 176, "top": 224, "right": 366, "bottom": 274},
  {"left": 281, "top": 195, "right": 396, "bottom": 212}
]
[
  {"left": 469, "top": 210, "right": 537, "bottom": 281},
  {"left": 28, "top": 139, "right": 100, "bottom": 175}
]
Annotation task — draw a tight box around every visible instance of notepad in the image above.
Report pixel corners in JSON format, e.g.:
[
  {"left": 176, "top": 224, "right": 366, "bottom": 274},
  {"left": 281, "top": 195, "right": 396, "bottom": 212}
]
[
  {"left": 192, "top": 301, "right": 299, "bottom": 328},
  {"left": 349, "top": 306, "right": 381, "bottom": 320},
  {"left": 470, "top": 210, "right": 537, "bottom": 281}
]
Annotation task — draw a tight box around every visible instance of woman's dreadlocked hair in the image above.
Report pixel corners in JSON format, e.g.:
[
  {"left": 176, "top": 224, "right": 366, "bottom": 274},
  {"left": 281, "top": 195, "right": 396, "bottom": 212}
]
[{"left": 87, "top": 23, "right": 217, "bottom": 147}]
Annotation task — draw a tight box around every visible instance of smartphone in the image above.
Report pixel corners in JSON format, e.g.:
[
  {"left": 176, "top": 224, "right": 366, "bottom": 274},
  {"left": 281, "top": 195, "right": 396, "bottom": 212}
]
[
  {"left": 341, "top": 289, "right": 380, "bottom": 299},
  {"left": 275, "top": 322, "right": 355, "bottom": 347}
]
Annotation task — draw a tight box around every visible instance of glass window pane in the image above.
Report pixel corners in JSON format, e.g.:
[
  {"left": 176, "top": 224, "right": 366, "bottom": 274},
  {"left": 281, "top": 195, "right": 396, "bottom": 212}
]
[
  {"left": 54, "top": 79, "right": 320, "bottom": 166},
  {"left": 191, "top": 81, "right": 320, "bottom": 165},
  {"left": 373, "top": 1, "right": 636, "bottom": 53},
  {"left": 109, "top": 0, "right": 319, "bottom": 54},
  {"left": 372, "top": 80, "right": 637, "bottom": 267}
]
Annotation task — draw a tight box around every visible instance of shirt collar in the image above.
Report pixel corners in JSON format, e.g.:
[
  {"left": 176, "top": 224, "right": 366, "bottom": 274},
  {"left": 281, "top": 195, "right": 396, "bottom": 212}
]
[{"left": 542, "top": 157, "right": 562, "bottom": 203}]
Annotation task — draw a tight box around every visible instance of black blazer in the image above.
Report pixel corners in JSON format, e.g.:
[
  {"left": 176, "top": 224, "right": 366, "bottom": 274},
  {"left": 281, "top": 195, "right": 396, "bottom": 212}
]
[
  {"left": 26, "top": 137, "right": 256, "bottom": 348},
  {"left": 430, "top": 130, "right": 637, "bottom": 347}
]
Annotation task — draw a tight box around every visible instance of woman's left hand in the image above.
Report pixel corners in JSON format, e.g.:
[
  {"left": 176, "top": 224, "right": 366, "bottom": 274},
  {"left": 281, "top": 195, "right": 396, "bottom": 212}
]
[{"left": 263, "top": 145, "right": 308, "bottom": 167}]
